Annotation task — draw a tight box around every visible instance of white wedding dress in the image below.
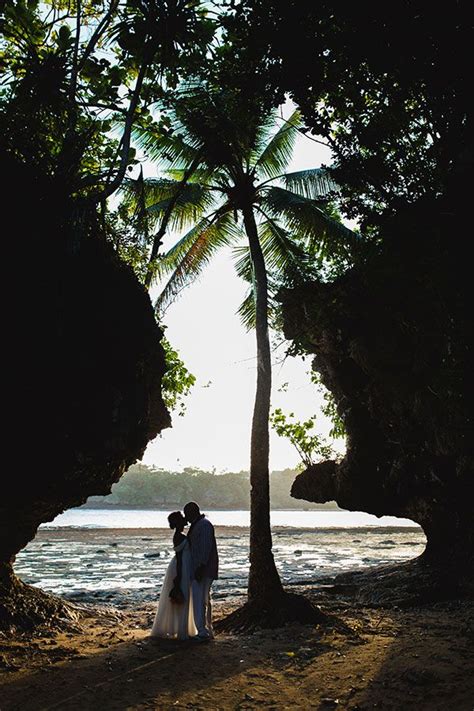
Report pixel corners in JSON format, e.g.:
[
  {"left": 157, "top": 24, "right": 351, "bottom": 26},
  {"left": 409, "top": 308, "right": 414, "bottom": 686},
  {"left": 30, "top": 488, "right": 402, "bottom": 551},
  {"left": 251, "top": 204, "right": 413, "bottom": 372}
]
[{"left": 150, "top": 538, "right": 197, "bottom": 640}]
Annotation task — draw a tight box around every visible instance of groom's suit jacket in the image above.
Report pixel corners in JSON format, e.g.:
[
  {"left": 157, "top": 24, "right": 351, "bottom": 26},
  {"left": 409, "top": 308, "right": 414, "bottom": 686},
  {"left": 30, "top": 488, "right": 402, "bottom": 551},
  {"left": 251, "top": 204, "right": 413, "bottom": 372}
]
[{"left": 188, "top": 515, "right": 219, "bottom": 580}]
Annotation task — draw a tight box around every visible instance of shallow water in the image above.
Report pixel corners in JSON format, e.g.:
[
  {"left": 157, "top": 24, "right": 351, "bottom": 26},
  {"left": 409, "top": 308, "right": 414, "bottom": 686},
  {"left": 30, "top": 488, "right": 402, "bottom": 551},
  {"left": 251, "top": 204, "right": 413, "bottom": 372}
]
[
  {"left": 41, "top": 508, "right": 418, "bottom": 529},
  {"left": 16, "top": 522, "right": 426, "bottom": 606}
]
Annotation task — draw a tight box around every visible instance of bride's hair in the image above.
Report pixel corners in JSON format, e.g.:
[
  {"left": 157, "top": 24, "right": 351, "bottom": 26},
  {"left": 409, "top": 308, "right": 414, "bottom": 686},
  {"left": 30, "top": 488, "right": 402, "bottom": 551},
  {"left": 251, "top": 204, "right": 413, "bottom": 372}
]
[{"left": 168, "top": 511, "right": 185, "bottom": 529}]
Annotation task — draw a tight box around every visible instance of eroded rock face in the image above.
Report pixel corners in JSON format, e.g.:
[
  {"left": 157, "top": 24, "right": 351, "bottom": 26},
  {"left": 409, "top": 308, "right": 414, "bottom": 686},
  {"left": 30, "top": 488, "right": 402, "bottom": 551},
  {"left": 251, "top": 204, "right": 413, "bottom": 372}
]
[
  {"left": 2, "top": 160, "right": 170, "bottom": 578},
  {"left": 282, "top": 197, "right": 473, "bottom": 570}
]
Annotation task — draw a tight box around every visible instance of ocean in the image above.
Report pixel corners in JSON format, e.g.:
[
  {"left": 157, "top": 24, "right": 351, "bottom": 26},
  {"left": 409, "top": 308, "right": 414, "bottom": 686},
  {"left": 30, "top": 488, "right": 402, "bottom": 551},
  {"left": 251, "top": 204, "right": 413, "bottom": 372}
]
[
  {"left": 40, "top": 507, "right": 419, "bottom": 529},
  {"left": 15, "top": 508, "right": 425, "bottom": 605}
]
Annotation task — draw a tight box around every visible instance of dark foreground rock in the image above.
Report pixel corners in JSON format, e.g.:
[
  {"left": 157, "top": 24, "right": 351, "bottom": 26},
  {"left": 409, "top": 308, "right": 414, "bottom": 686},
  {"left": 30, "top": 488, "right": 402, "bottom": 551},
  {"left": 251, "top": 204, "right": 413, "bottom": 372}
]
[
  {"left": 282, "top": 195, "right": 473, "bottom": 585},
  {"left": 1, "top": 158, "right": 170, "bottom": 630}
]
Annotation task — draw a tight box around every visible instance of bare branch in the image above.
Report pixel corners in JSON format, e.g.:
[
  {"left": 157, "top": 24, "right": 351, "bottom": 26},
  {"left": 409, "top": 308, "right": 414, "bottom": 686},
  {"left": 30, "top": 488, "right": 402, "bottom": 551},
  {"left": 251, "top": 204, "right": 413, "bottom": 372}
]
[{"left": 77, "top": 0, "right": 119, "bottom": 72}]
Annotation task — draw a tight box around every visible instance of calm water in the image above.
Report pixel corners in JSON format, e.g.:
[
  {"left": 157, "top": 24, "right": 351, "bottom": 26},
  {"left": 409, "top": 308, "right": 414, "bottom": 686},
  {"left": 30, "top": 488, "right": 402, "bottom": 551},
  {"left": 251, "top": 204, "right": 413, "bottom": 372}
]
[
  {"left": 16, "top": 508, "right": 424, "bottom": 604},
  {"left": 41, "top": 508, "right": 419, "bottom": 529}
]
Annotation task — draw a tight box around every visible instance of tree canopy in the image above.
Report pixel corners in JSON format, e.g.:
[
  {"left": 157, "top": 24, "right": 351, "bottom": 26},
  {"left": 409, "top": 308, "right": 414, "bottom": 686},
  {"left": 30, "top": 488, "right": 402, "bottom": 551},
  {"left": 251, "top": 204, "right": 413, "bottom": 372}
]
[
  {"left": 1, "top": 0, "right": 215, "bottom": 201},
  {"left": 223, "top": 0, "right": 472, "bottom": 230}
]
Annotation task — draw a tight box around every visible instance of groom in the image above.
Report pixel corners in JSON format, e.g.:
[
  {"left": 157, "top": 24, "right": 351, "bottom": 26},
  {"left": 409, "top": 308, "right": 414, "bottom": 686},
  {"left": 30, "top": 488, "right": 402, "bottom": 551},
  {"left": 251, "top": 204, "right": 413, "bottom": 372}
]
[{"left": 184, "top": 502, "right": 218, "bottom": 641}]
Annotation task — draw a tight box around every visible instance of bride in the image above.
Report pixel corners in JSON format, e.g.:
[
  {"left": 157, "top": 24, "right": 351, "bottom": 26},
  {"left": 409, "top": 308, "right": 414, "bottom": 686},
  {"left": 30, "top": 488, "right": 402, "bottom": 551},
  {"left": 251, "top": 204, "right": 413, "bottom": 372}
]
[{"left": 150, "top": 511, "right": 197, "bottom": 640}]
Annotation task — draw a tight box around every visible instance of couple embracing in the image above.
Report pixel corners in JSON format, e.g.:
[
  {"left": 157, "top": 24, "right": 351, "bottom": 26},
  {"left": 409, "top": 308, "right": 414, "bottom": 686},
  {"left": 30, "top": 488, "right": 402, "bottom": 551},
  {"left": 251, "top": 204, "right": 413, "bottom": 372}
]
[{"left": 151, "top": 502, "right": 218, "bottom": 641}]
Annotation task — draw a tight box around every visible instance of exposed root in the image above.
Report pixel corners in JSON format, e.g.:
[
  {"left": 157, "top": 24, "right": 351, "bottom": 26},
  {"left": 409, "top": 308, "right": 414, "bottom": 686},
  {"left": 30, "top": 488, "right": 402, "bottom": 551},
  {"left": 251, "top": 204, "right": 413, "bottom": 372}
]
[
  {"left": 216, "top": 591, "right": 333, "bottom": 634},
  {"left": 0, "top": 566, "right": 80, "bottom": 633}
]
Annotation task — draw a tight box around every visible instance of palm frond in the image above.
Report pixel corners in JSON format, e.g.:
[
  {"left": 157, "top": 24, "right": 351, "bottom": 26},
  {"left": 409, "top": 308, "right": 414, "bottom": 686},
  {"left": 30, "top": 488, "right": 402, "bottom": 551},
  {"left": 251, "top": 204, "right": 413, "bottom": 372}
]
[
  {"left": 262, "top": 186, "right": 357, "bottom": 258},
  {"left": 254, "top": 110, "right": 301, "bottom": 179},
  {"left": 120, "top": 177, "right": 180, "bottom": 207},
  {"left": 146, "top": 181, "right": 216, "bottom": 233},
  {"left": 237, "top": 288, "right": 257, "bottom": 330},
  {"left": 283, "top": 168, "right": 338, "bottom": 199},
  {"left": 257, "top": 217, "right": 310, "bottom": 275},
  {"left": 249, "top": 111, "right": 279, "bottom": 167},
  {"left": 233, "top": 244, "right": 254, "bottom": 283},
  {"left": 233, "top": 218, "right": 309, "bottom": 329},
  {"left": 119, "top": 178, "right": 215, "bottom": 233},
  {"left": 165, "top": 167, "right": 222, "bottom": 185},
  {"left": 131, "top": 124, "right": 201, "bottom": 168},
  {"left": 236, "top": 275, "right": 282, "bottom": 331},
  {"left": 154, "top": 207, "right": 242, "bottom": 314}
]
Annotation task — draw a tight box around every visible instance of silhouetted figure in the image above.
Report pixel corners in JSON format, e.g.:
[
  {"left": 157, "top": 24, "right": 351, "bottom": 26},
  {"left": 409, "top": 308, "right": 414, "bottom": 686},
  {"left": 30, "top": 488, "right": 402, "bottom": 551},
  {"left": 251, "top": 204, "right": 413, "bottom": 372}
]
[
  {"left": 184, "top": 502, "right": 219, "bottom": 640},
  {"left": 150, "top": 511, "right": 197, "bottom": 640}
]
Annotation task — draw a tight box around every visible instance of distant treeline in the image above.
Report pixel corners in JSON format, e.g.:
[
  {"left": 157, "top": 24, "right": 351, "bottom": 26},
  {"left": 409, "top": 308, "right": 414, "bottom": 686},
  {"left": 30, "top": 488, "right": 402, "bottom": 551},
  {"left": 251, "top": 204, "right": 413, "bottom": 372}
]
[{"left": 85, "top": 464, "right": 339, "bottom": 510}]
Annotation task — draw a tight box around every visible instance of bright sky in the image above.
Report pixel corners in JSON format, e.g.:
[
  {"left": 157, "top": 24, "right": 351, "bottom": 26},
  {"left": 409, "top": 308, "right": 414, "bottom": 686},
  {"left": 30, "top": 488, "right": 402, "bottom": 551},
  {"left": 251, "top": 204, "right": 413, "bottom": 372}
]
[{"left": 141, "top": 109, "right": 346, "bottom": 473}]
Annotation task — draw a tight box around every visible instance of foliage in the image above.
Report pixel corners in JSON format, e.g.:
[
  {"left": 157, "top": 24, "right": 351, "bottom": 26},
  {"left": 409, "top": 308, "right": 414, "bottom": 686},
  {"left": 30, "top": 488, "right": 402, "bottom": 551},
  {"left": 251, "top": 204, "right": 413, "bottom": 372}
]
[
  {"left": 161, "top": 336, "right": 196, "bottom": 417},
  {"left": 310, "top": 371, "right": 346, "bottom": 440},
  {"left": 270, "top": 408, "right": 334, "bottom": 467},
  {"left": 222, "top": 1, "right": 471, "bottom": 231},
  {"left": 0, "top": 0, "right": 215, "bottom": 202},
  {"left": 117, "top": 87, "right": 358, "bottom": 323},
  {"left": 0, "top": 1, "right": 211, "bottom": 424},
  {"left": 86, "top": 463, "right": 339, "bottom": 509}
]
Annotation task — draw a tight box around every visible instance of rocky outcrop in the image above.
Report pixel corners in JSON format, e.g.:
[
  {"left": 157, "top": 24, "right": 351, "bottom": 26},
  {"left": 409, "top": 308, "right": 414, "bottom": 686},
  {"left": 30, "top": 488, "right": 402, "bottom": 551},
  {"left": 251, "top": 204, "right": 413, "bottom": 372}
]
[
  {"left": 281, "top": 197, "right": 473, "bottom": 582},
  {"left": 1, "top": 158, "right": 170, "bottom": 629}
]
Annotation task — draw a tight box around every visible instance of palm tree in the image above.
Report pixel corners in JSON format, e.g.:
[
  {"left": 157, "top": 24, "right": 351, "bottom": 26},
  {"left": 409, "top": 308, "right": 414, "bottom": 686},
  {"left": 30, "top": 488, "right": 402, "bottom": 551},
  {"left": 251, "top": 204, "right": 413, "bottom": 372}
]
[{"left": 123, "top": 89, "right": 356, "bottom": 623}]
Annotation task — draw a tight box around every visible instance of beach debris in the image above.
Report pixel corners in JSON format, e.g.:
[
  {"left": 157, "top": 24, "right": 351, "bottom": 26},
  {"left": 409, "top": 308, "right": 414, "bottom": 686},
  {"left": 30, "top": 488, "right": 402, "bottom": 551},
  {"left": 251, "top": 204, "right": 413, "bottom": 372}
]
[{"left": 144, "top": 552, "right": 161, "bottom": 558}]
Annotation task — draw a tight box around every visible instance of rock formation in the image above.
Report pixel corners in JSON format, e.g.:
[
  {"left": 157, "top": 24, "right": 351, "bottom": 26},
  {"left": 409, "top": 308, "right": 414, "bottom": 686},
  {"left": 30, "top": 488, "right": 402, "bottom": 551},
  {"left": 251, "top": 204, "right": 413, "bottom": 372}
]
[
  {"left": 0, "top": 159, "right": 170, "bottom": 629},
  {"left": 281, "top": 196, "right": 473, "bottom": 592}
]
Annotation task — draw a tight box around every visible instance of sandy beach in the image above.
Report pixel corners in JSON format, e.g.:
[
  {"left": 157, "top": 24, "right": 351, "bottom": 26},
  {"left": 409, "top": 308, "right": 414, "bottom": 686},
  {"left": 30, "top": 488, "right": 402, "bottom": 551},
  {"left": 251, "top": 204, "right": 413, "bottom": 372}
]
[
  {"left": 3, "top": 525, "right": 472, "bottom": 710},
  {"left": 1, "top": 590, "right": 473, "bottom": 710}
]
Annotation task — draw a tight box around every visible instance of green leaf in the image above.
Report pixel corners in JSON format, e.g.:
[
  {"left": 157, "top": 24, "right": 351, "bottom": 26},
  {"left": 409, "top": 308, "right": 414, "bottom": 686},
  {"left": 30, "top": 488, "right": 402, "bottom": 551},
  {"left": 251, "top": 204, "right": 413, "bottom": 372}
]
[
  {"left": 154, "top": 207, "right": 241, "bottom": 313},
  {"left": 283, "top": 168, "right": 338, "bottom": 200},
  {"left": 262, "top": 186, "right": 357, "bottom": 257},
  {"left": 255, "top": 110, "right": 301, "bottom": 179}
]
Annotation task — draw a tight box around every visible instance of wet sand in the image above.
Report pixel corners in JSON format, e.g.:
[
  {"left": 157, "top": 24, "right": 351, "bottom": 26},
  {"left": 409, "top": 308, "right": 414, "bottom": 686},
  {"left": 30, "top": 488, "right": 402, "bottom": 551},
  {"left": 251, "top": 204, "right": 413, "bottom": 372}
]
[{"left": 14, "top": 526, "right": 426, "bottom": 607}]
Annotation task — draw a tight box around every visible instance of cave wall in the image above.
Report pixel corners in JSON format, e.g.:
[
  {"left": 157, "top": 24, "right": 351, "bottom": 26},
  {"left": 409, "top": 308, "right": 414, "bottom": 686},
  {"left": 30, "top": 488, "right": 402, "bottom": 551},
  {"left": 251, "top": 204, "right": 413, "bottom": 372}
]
[
  {"left": 281, "top": 197, "right": 473, "bottom": 561},
  {"left": 1, "top": 158, "right": 171, "bottom": 565}
]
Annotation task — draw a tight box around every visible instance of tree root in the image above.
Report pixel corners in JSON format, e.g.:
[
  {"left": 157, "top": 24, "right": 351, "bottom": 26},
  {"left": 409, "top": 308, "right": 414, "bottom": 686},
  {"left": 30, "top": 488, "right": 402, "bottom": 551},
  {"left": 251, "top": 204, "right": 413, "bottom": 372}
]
[
  {"left": 215, "top": 590, "right": 332, "bottom": 634},
  {"left": 0, "top": 565, "right": 80, "bottom": 633}
]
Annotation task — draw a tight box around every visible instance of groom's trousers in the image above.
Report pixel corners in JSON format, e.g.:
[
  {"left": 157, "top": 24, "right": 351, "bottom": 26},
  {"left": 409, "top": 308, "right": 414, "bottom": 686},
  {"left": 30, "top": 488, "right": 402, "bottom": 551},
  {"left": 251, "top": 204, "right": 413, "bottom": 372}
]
[{"left": 192, "top": 577, "right": 214, "bottom": 638}]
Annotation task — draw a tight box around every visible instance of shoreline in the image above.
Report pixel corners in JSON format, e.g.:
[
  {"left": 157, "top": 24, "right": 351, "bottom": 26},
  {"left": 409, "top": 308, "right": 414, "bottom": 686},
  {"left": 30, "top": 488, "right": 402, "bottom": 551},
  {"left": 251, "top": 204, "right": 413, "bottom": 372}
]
[
  {"left": 40, "top": 523, "right": 421, "bottom": 532},
  {"left": 79, "top": 503, "right": 342, "bottom": 511}
]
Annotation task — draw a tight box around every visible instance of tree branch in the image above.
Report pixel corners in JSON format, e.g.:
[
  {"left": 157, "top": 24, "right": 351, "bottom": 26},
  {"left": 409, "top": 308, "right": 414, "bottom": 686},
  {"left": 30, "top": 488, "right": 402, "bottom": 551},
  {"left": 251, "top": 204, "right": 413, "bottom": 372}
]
[
  {"left": 70, "top": 0, "right": 81, "bottom": 106},
  {"left": 86, "top": 54, "right": 152, "bottom": 205},
  {"left": 77, "top": 0, "right": 119, "bottom": 72}
]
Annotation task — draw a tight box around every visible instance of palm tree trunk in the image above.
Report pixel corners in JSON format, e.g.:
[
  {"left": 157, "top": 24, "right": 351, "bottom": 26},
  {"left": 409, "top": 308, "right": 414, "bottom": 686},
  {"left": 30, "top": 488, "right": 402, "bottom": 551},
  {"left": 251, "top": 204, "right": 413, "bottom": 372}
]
[{"left": 242, "top": 206, "right": 284, "bottom": 603}]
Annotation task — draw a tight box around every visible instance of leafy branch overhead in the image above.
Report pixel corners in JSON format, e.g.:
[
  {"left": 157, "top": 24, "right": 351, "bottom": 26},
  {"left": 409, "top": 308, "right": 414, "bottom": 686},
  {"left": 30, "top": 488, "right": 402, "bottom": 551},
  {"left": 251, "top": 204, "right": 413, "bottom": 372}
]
[
  {"left": 0, "top": 0, "right": 215, "bottom": 203},
  {"left": 270, "top": 408, "right": 335, "bottom": 467},
  {"left": 161, "top": 337, "right": 196, "bottom": 418}
]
